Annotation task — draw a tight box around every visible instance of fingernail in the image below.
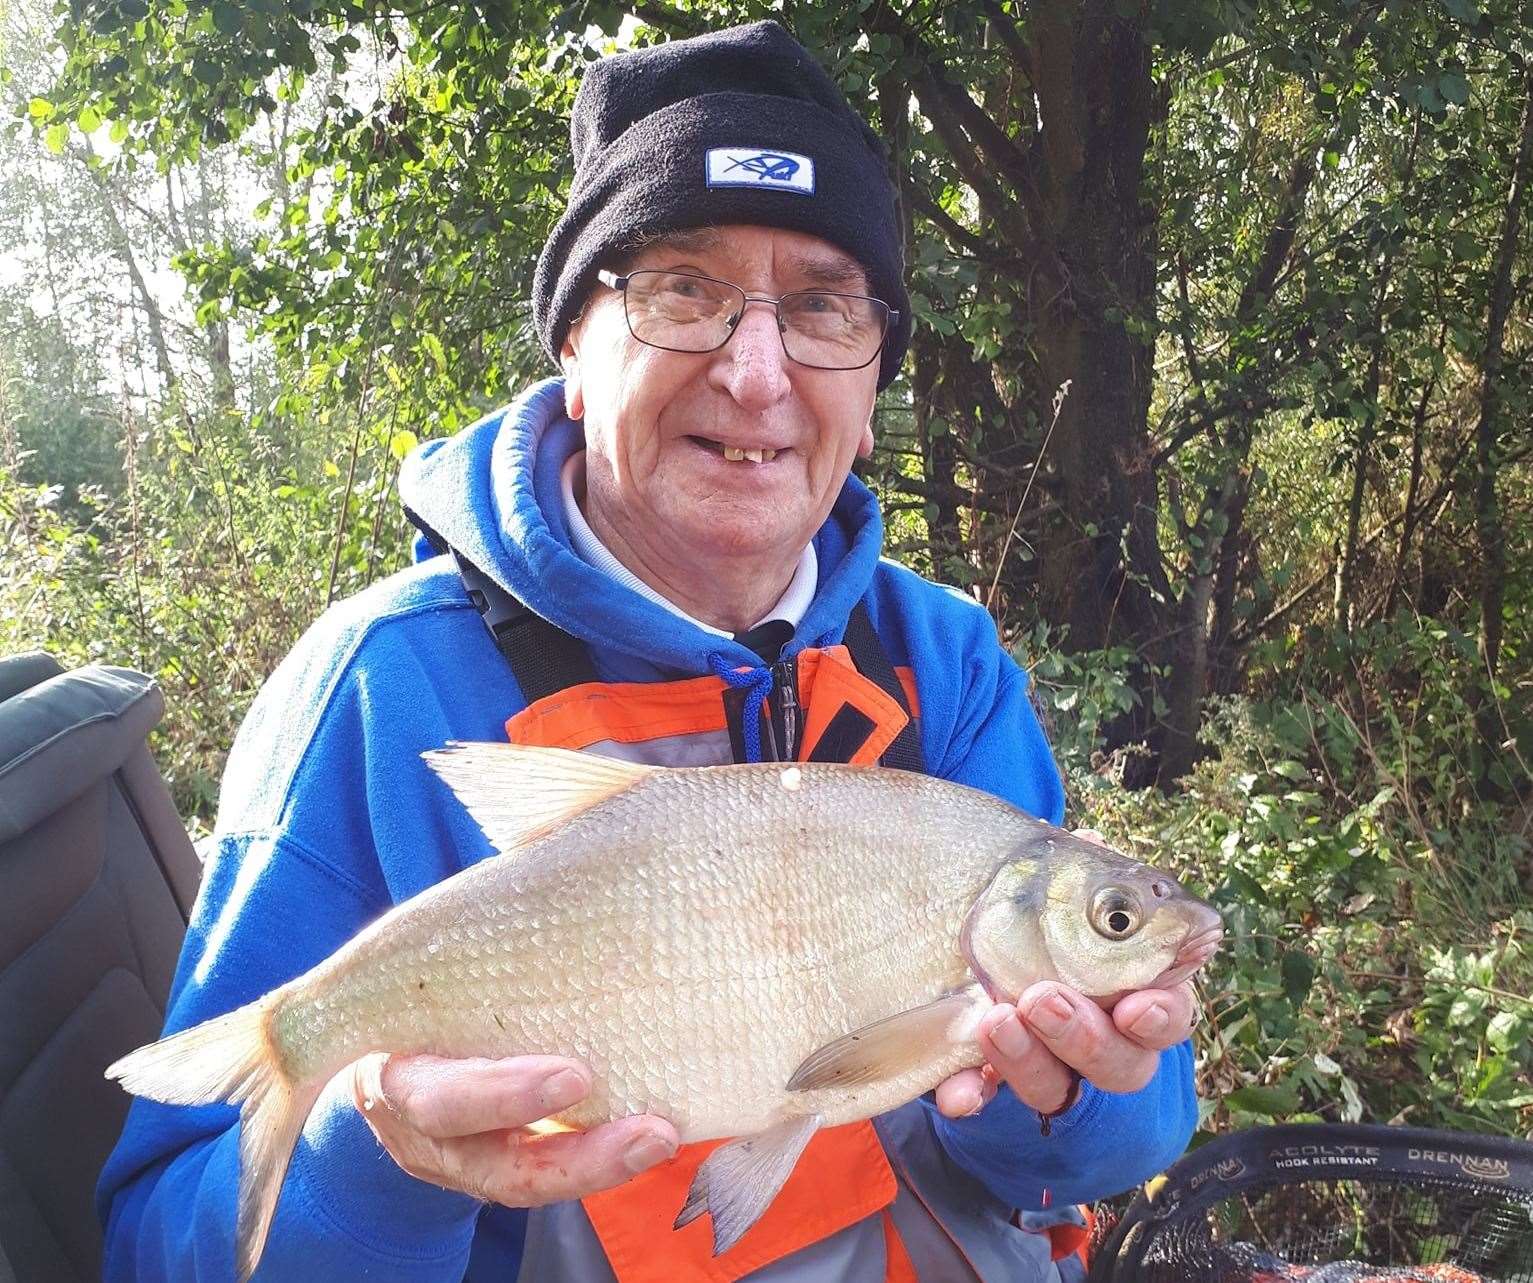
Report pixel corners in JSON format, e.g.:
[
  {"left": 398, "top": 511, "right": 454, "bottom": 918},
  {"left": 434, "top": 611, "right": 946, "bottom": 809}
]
[
  {"left": 1130, "top": 1004, "right": 1170, "bottom": 1040},
  {"left": 989, "top": 1014, "right": 1030, "bottom": 1059},
  {"left": 1026, "top": 992, "right": 1074, "bottom": 1037},
  {"left": 624, "top": 1132, "right": 677, "bottom": 1174},
  {"left": 539, "top": 1068, "right": 588, "bottom": 1111}
]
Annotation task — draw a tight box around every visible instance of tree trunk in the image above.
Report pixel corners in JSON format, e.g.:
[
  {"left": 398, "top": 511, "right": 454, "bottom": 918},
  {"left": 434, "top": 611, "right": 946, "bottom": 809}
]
[
  {"left": 1337, "top": 118, "right": 1418, "bottom": 630},
  {"left": 1471, "top": 67, "right": 1533, "bottom": 757},
  {"left": 1027, "top": 1, "right": 1166, "bottom": 658},
  {"left": 1383, "top": 346, "right": 1440, "bottom": 621}
]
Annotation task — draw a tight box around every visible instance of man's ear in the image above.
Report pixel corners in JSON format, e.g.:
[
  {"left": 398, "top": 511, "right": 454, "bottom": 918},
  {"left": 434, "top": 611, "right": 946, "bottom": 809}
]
[
  {"left": 560, "top": 328, "right": 584, "bottom": 421},
  {"left": 857, "top": 417, "right": 875, "bottom": 459}
]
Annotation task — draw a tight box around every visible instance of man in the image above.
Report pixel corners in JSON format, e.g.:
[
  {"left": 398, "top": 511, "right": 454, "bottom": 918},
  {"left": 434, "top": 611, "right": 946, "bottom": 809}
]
[{"left": 99, "top": 20, "right": 1199, "bottom": 1281}]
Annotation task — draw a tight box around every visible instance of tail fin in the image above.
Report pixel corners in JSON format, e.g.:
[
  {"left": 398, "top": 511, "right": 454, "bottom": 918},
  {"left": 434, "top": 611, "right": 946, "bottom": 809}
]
[{"left": 106, "top": 996, "right": 322, "bottom": 1282}]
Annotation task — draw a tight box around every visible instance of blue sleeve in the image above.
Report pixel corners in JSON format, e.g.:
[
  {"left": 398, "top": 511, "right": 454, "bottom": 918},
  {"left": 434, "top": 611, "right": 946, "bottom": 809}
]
[
  {"left": 926, "top": 611, "right": 1066, "bottom": 826},
  {"left": 923, "top": 1043, "right": 1198, "bottom": 1208},
  {"left": 929, "top": 625, "right": 1198, "bottom": 1207},
  {"left": 97, "top": 832, "right": 484, "bottom": 1282}
]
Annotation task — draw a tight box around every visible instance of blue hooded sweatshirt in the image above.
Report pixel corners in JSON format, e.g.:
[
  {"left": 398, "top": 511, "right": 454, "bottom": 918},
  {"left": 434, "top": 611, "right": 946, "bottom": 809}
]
[{"left": 97, "top": 378, "right": 1197, "bottom": 1281}]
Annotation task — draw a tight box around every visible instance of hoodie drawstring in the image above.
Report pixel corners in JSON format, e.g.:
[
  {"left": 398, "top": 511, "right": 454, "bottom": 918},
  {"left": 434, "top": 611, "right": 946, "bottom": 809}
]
[{"left": 708, "top": 653, "right": 775, "bottom": 763}]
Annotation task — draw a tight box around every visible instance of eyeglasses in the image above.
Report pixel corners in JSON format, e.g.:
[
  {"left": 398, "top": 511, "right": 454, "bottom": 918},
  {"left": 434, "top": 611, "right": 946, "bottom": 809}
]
[{"left": 595, "top": 268, "right": 896, "bottom": 372}]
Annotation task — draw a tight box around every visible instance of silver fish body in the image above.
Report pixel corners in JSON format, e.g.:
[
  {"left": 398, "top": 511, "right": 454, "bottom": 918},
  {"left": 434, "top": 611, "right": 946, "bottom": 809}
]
[
  {"left": 279, "top": 761, "right": 1028, "bottom": 1138},
  {"left": 108, "top": 745, "right": 1222, "bottom": 1278}
]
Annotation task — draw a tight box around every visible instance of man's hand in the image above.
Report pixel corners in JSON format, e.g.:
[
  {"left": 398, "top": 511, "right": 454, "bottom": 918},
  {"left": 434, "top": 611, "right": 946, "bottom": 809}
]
[
  {"left": 934, "top": 980, "right": 1199, "bottom": 1119},
  {"left": 350, "top": 1053, "right": 679, "bottom": 1205},
  {"left": 936, "top": 825, "right": 1201, "bottom": 1120}
]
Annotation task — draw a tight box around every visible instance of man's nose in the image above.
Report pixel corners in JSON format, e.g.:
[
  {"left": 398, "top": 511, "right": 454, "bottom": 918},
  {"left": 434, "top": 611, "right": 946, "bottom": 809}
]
[{"left": 709, "top": 299, "right": 791, "bottom": 410}]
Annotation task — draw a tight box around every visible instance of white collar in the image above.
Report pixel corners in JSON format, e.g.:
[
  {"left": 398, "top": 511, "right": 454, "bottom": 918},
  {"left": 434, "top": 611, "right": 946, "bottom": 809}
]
[{"left": 560, "top": 451, "right": 817, "bottom": 639}]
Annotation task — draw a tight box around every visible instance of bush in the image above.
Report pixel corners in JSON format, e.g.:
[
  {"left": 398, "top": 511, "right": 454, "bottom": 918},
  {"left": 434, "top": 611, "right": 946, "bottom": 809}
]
[
  {"left": 1022, "top": 630, "right": 1532, "bottom": 1141},
  {"left": 0, "top": 401, "right": 411, "bottom": 827}
]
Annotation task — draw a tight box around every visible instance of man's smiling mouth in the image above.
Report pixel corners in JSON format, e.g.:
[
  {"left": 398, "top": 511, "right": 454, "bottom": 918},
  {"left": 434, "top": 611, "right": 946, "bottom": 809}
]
[{"left": 687, "top": 436, "right": 781, "bottom": 463}]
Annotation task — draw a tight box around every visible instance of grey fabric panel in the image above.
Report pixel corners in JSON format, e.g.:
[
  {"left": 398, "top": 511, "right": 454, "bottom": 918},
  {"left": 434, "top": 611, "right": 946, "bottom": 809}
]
[
  {"left": 0, "top": 659, "right": 195, "bottom": 1282},
  {"left": 583, "top": 729, "right": 734, "bottom": 767},
  {"left": 0, "top": 970, "right": 162, "bottom": 1281},
  {"left": 0, "top": 666, "right": 163, "bottom": 844},
  {"left": 515, "top": 1199, "right": 892, "bottom": 1283},
  {"left": 116, "top": 749, "right": 202, "bottom": 921},
  {"left": 886, "top": 1178, "right": 982, "bottom": 1281},
  {"left": 0, "top": 1149, "right": 66, "bottom": 1283},
  {"left": 874, "top": 1104, "right": 1061, "bottom": 1283},
  {"left": 0, "top": 780, "right": 109, "bottom": 978},
  {"left": 0, "top": 656, "right": 63, "bottom": 706}
]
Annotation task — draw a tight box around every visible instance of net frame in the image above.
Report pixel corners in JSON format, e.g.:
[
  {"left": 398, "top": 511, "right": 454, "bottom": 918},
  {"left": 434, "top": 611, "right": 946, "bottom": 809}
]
[{"left": 1088, "top": 1123, "right": 1533, "bottom": 1283}]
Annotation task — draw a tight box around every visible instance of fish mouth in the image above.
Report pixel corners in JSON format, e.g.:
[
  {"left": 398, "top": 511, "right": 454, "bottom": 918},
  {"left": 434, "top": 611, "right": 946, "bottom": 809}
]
[{"left": 1150, "top": 921, "right": 1224, "bottom": 990}]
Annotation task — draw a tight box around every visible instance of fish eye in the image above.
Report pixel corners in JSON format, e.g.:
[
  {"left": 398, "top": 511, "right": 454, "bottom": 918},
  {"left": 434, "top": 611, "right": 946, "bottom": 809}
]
[{"left": 1090, "top": 889, "right": 1144, "bottom": 941}]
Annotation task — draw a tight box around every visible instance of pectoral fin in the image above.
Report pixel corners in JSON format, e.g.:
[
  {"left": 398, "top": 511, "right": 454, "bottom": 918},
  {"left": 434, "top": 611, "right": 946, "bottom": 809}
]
[
  {"left": 784, "top": 989, "right": 988, "bottom": 1092},
  {"left": 675, "top": 1114, "right": 823, "bottom": 1256}
]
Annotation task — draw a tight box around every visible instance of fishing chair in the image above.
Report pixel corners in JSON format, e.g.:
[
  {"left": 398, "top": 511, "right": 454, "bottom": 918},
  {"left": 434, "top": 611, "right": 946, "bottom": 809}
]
[
  {"left": 0, "top": 653, "right": 202, "bottom": 1282},
  {"left": 1088, "top": 1122, "right": 1533, "bottom": 1283}
]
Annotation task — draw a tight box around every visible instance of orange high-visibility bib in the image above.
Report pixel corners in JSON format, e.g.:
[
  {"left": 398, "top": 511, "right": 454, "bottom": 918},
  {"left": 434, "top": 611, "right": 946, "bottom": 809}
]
[{"left": 504, "top": 647, "right": 922, "bottom": 1282}]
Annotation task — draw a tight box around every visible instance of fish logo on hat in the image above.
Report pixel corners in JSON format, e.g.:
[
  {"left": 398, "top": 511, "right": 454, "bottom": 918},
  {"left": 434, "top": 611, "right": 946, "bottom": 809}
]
[{"left": 707, "top": 147, "right": 816, "bottom": 195}]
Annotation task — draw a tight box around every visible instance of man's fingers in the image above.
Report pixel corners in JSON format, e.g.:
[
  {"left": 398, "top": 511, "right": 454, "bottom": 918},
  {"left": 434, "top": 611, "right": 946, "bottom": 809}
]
[
  {"left": 975, "top": 1003, "right": 1078, "bottom": 1113},
  {"left": 354, "top": 1053, "right": 592, "bottom": 1139},
  {"left": 934, "top": 1066, "right": 995, "bottom": 1118},
  {"left": 460, "top": 1115, "right": 680, "bottom": 1206},
  {"left": 1110, "top": 981, "right": 1201, "bottom": 1052},
  {"left": 1017, "top": 984, "right": 1160, "bottom": 1095}
]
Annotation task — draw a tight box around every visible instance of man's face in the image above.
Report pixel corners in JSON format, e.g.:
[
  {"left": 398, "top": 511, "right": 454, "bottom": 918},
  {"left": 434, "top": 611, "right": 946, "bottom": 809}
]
[{"left": 560, "top": 224, "right": 882, "bottom": 568}]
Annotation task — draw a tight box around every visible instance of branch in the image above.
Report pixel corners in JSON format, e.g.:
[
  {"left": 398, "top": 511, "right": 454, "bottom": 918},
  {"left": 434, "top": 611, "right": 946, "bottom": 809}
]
[
  {"left": 624, "top": 0, "right": 706, "bottom": 36},
  {"left": 907, "top": 86, "right": 1040, "bottom": 258},
  {"left": 977, "top": 0, "right": 1037, "bottom": 86},
  {"left": 907, "top": 183, "right": 1010, "bottom": 263},
  {"left": 878, "top": 470, "right": 1016, "bottom": 517},
  {"left": 1200, "top": 40, "right": 1276, "bottom": 75},
  {"left": 864, "top": 5, "right": 1045, "bottom": 254},
  {"left": 1232, "top": 430, "right": 1477, "bottom": 644}
]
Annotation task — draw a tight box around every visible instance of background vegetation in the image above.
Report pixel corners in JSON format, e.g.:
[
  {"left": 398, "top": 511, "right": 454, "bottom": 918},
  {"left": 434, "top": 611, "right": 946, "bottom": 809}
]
[{"left": 2, "top": 0, "right": 1529, "bottom": 1146}]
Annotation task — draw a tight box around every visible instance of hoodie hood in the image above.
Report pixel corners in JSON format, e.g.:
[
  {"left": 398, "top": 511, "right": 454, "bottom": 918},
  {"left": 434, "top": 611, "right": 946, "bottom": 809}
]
[{"left": 397, "top": 377, "right": 886, "bottom": 678}]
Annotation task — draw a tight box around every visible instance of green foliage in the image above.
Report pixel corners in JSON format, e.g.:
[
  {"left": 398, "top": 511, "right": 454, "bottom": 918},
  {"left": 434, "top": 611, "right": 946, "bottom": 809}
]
[
  {"left": 0, "top": 397, "right": 415, "bottom": 825},
  {"left": 1043, "top": 633, "right": 1532, "bottom": 1140}
]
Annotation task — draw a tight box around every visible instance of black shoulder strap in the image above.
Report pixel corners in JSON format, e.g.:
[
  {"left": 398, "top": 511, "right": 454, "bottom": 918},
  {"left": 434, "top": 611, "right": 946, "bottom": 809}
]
[
  {"left": 405, "top": 506, "right": 596, "bottom": 704},
  {"left": 450, "top": 551, "right": 598, "bottom": 702},
  {"left": 843, "top": 602, "right": 926, "bottom": 773}
]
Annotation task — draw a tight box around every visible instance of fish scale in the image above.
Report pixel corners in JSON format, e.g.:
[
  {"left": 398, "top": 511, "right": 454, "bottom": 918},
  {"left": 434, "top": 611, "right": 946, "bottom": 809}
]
[
  {"left": 107, "top": 744, "right": 1221, "bottom": 1280},
  {"left": 275, "top": 764, "right": 1007, "bottom": 1134}
]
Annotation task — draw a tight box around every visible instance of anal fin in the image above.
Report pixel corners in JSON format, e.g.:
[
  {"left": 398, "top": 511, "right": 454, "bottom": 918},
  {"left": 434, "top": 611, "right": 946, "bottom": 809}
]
[
  {"left": 785, "top": 988, "right": 988, "bottom": 1093},
  {"left": 674, "top": 1114, "right": 823, "bottom": 1256}
]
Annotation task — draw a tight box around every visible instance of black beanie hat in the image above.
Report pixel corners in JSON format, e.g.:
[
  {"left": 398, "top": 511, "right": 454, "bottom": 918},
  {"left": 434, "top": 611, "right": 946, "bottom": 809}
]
[{"left": 533, "top": 20, "right": 910, "bottom": 390}]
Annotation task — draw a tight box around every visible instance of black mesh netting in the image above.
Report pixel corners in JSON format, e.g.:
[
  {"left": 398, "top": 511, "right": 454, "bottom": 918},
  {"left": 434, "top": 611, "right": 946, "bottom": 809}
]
[{"left": 1089, "top": 1124, "right": 1533, "bottom": 1283}]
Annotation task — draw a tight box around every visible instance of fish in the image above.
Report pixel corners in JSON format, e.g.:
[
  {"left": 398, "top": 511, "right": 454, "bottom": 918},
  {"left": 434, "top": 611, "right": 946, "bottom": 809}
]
[{"left": 106, "top": 743, "right": 1223, "bottom": 1280}]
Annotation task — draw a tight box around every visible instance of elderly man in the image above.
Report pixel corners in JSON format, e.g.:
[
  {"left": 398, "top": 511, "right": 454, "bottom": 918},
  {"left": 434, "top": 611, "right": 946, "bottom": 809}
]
[{"left": 98, "top": 20, "right": 1199, "bottom": 1282}]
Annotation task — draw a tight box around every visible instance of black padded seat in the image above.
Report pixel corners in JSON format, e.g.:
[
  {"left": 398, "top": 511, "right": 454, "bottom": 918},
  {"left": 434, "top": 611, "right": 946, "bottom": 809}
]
[{"left": 0, "top": 652, "right": 201, "bottom": 1282}]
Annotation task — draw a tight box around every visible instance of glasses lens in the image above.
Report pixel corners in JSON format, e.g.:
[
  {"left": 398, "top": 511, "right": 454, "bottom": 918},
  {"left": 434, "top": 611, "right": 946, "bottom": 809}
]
[
  {"left": 779, "top": 292, "right": 889, "bottom": 370},
  {"left": 623, "top": 271, "right": 741, "bottom": 352}
]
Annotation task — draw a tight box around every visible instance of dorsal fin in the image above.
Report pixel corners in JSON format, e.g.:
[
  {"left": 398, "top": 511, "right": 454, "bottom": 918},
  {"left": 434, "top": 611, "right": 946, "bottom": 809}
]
[{"left": 422, "top": 742, "right": 653, "bottom": 852}]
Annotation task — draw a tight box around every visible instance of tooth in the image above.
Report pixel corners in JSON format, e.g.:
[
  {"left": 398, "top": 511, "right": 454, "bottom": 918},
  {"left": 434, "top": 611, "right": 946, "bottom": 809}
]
[
  {"left": 743, "top": 448, "right": 763, "bottom": 463},
  {"left": 761, "top": 449, "right": 776, "bottom": 462},
  {"left": 723, "top": 445, "right": 745, "bottom": 461}
]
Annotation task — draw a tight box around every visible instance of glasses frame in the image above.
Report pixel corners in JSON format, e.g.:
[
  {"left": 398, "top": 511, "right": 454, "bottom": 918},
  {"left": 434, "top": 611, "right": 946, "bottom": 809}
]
[{"left": 595, "top": 268, "right": 898, "bottom": 372}]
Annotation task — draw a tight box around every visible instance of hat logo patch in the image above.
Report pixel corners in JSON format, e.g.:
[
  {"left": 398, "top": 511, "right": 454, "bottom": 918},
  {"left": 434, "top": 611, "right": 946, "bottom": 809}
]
[{"left": 706, "top": 147, "right": 815, "bottom": 196}]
